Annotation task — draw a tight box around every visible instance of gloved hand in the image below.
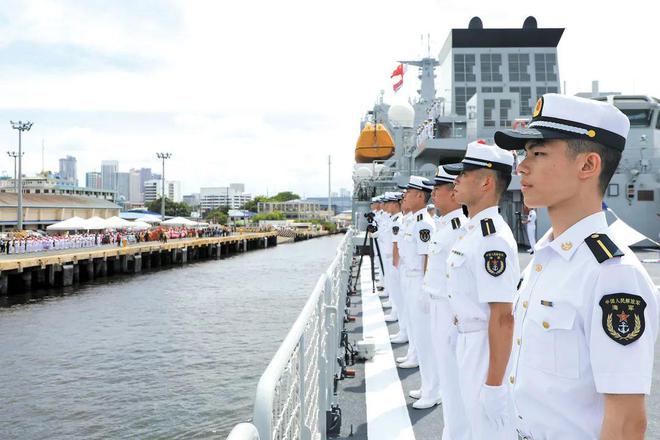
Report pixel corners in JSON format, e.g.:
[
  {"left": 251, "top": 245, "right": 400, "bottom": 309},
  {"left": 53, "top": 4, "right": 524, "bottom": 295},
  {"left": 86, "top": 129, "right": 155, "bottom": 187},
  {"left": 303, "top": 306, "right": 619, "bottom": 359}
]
[{"left": 479, "top": 383, "right": 509, "bottom": 430}]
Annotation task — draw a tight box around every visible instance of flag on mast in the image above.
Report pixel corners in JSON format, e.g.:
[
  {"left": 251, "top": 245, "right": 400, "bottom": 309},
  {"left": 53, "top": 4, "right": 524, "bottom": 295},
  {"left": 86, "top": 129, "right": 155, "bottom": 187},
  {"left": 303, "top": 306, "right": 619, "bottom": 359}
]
[{"left": 391, "top": 63, "right": 405, "bottom": 92}]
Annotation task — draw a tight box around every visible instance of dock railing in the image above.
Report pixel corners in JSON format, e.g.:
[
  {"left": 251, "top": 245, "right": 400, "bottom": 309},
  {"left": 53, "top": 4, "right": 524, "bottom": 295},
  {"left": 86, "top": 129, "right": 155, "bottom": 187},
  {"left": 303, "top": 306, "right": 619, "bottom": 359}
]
[{"left": 227, "top": 230, "right": 355, "bottom": 440}]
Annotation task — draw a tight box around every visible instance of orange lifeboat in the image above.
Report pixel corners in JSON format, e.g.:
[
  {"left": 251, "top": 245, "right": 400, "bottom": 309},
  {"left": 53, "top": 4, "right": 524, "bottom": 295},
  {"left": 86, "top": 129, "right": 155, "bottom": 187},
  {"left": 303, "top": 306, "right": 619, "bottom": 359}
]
[{"left": 355, "top": 122, "right": 395, "bottom": 163}]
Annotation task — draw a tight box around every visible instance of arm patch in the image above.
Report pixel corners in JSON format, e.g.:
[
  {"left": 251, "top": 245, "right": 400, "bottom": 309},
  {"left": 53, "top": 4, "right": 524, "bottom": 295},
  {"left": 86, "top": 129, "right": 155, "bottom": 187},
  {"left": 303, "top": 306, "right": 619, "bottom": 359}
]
[
  {"left": 599, "top": 293, "right": 646, "bottom": 345},
  {"left": 419, "top": 229, "right": 431, "bottom": 242}
]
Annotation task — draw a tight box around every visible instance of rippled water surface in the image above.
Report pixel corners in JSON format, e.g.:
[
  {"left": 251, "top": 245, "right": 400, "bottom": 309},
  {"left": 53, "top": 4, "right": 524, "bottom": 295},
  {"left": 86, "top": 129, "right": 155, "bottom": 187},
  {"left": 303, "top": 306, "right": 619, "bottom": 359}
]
[{"left": 0, "top": 235, "right": 343, "bottom": 440}]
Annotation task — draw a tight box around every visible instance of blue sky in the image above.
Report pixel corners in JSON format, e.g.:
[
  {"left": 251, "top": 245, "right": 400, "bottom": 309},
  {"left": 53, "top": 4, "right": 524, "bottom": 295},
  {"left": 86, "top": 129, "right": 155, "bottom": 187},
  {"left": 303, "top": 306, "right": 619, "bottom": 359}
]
[{"left": 0, "top": 0, "right": 657, "bottom": 196}]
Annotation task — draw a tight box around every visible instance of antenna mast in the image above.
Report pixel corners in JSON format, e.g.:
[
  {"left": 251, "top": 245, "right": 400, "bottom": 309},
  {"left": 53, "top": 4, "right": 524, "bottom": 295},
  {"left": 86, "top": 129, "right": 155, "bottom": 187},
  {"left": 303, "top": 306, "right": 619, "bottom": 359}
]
[{"left": 41, "top": 139, "right": 45, "bottom": 173}]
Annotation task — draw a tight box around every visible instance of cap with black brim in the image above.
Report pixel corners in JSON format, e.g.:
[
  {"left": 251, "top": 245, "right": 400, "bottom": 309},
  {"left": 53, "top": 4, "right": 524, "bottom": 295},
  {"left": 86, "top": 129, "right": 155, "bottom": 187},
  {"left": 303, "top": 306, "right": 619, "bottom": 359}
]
[{"left": 494, "top": 127, "right": 577, "bottom": 151}]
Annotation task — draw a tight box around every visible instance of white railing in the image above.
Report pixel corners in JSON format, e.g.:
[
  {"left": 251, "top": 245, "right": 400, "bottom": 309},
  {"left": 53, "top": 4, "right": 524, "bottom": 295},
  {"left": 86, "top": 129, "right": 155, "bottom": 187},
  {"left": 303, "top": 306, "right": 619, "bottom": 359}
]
[{"left": 227, "top": 230, "right": 355, "bottom": 440}]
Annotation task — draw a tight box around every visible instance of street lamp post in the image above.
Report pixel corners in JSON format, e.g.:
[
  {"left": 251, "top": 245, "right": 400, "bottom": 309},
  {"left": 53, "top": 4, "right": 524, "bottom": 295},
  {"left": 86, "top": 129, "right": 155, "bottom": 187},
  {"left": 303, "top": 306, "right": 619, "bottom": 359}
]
[
  {"left": 156, "top": 152, "right": 172, "bottom": 221},
  {"left": 10, "top": 121, "right": 33, "bottom": 230},
  {"left": 6, "top": 151, "right": 22, "bottom": 192}
]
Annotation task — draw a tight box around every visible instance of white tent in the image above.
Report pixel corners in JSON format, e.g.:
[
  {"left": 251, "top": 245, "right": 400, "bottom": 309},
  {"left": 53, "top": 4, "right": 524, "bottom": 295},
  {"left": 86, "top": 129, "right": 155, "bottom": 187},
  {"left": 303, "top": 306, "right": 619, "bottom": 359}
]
[
  {"left": 104, "top": 216, "right": 135, "bottom": 229},
  {"left": 161, "top": 216, "right": 197, "bottom": 227},
  {"left": 46, "top": 216, "right": 87, "bottom": 231},
  {"left": 129, "top": 221, "right": 152, "bottom": 230},
  {"left": 83, "top": 216, "right": 108, "bottom": 230},
  {"left": 136, "top": 215, "right": 162, "bottom": 224}
]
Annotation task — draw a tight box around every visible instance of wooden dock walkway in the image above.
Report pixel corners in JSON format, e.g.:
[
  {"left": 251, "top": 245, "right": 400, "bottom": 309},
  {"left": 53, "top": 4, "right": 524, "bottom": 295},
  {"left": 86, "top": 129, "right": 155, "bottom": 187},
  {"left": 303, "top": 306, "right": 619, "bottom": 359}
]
[{"left": 0, "top": 232, "right": 277, "bottom": 296}]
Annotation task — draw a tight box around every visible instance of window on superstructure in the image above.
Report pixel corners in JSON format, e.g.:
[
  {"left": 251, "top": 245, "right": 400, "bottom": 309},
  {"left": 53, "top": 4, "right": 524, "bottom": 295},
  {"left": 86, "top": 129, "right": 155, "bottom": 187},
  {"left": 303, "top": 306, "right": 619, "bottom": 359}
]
[
  {"left": 455, "top": 86, "right": 477, "bottom": 116},
  {"left": 534, "top": 53, "right": 557, "bottom": 81},
  {"left": 454, "top": 54, "right": 476, "bottom": 82},
  {"left": 510, "top": 86, "right": 532, "bottom": 116},
  {"left": 482, "top": 87, "right": 503, "bottom": 93},
  {"left": 508, "top": 54, "right": 530, "bottom": 81},
  {"left": 621, "top": 109, "right": 652, "bottom": 127},
  {"left": 484, "top": 99, "right": 496, "bottom": 127},
  {"left": 500, "top": 100, "right": 512, "bottom": 127},
  {"left": 480, "top": 54, "right": 502, "bottom": 82}
]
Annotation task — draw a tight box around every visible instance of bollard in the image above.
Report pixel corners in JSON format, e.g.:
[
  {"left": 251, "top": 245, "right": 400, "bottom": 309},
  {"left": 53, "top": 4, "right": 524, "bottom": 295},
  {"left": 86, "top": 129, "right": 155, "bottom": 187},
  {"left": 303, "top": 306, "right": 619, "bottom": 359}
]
[{"left": 62, "top": 264, "right": 74, "bottom": 287}]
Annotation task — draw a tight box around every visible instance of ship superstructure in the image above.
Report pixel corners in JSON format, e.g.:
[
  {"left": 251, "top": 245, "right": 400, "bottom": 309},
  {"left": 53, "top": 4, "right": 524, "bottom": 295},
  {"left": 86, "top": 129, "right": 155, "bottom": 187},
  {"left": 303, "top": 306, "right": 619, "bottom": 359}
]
[{"left": 353, "top": 16, "right": 659, "bottom": 244}]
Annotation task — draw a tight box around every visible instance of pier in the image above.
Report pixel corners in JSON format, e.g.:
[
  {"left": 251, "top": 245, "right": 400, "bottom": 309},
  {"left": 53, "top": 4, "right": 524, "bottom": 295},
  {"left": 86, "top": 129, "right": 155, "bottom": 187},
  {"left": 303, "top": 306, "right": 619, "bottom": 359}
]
[{"left": 0, "top": 232, "right": 277, "bottom": 296}]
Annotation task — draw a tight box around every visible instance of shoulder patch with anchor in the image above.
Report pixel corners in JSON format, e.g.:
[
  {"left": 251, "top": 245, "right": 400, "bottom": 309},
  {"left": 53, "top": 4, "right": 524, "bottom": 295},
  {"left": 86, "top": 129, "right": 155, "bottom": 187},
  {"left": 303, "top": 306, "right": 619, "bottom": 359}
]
[
  {"left": 480, "top": 218, "right": 496, "bottom": 236},
  {"left": 419, "top": 229, "right": 431, "bottom": 242},
  {"left": 599, "top": 293, "right": 646, "bottom": 345},
  {"left": 451, "top": 218, "right": 461, "bottom": 230},
  {"left": 417, "top": 213, "right": 423, "bottom": 221},
  {"left": 483, "top": 250, "right": 506, "bottom": 277},
  {"left": 584, "top": 233, "right": 624, "bottom": 263},
  {"left": 392, "top": 226, "right": 399, "bottom": 235}
]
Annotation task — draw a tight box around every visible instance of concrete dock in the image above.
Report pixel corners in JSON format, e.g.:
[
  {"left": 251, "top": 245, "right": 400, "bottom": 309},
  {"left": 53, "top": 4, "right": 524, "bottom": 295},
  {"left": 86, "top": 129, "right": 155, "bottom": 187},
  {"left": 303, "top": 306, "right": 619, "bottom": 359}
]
[{"left": 0, "top": 232, "right": 277, "bottom": 296}]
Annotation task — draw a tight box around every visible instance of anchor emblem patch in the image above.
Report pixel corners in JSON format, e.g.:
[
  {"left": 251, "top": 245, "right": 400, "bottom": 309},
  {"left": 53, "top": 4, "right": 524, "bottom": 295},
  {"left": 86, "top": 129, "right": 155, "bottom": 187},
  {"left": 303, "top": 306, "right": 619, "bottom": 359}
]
[
  {"left": 599, "top": 293, "right": 646, "bottom": 346},
  {"left": 483, "top": 250, "right": 507, "bottom": 277},
  {"left": 419, "top": 229, "right": 431, "bottom": 242}
]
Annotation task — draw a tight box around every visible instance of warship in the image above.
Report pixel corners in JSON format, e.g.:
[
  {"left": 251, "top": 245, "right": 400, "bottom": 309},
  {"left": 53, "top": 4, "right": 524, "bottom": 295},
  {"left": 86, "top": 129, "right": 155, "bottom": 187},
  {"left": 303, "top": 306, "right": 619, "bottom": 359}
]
[{"left": 225, "top": 16, "right": 659, "bottom": 440}]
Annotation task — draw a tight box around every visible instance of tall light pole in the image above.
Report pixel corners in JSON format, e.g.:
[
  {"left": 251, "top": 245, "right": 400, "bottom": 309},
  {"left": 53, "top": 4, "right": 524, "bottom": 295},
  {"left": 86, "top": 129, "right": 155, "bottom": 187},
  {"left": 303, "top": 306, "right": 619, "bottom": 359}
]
[
  {"left": 6, "top": 151, "right": 22, "bottom": 191},
  {"left": 156, "top": 152, "right": 171, "bottom": 221},
  {"left": 10, "top": 120, "right": 33, "bottom": 230}
]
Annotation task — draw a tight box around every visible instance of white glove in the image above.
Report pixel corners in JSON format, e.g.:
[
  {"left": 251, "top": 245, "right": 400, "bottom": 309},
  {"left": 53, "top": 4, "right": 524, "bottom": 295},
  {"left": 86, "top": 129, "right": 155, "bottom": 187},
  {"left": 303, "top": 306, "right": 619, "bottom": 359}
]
[{"left": 479, "top": 383, "right": 509, "bottom": 430}]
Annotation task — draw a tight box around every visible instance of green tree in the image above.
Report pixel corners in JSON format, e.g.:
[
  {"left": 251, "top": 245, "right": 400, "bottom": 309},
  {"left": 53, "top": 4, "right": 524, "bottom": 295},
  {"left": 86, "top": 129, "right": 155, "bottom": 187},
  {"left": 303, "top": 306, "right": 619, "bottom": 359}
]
[
  {"left": 241, "top": 195, "right": 269, "bottom": 212},
  {"left": 204, "top": 208, "right": 228, "bottom": 224},
  {"left": 146, "top": 198, "right": 192, "bottom": 217},
  {"left": 269, "top": 191, "right": 300, "bottom": 202},
  {"left": 251, "top": 211, "right": 286, "bottom": 222}
]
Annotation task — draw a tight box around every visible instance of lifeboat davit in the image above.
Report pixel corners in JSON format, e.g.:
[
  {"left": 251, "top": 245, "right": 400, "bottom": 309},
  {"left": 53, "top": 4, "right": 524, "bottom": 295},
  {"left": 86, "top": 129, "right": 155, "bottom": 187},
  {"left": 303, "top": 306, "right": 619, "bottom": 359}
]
[{"left": 354, "top": 122, "right": 395, "bottom": 163}]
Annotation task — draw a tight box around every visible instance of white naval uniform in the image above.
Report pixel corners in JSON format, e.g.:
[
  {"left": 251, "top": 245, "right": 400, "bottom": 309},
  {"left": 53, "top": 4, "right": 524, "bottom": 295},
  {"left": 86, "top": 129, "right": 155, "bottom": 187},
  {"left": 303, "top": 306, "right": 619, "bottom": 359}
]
[
  {"left": 390, "top": 212, "right": 406, "bottom": 337},
  {"left": 423, "top": 208, "right": 470, "bottom": 440},
  {"left": 510, "top": 212, "right": 659, "bottom": 440},
  {"left": 446, "top": 206, "right": 520, "bottom": 440},
  {"left": 400, "top": 207, "right": 436, "bottom": 398},
  {"left": 378, "top": 212, "right": 397, "bottom": 317},
  {"left": 526, "top": 209, "right": 537, "bottom": 249},
  {"left": 398, "top": 211, "right": 417, "bottom": 361}
]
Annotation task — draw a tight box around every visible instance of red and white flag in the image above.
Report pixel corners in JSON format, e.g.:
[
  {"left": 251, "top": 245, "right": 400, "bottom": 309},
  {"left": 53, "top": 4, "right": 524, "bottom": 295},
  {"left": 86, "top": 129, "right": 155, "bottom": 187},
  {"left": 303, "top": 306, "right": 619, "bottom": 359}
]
[{"left": 390, "top": 63, "right": 405, "bottom": 92}]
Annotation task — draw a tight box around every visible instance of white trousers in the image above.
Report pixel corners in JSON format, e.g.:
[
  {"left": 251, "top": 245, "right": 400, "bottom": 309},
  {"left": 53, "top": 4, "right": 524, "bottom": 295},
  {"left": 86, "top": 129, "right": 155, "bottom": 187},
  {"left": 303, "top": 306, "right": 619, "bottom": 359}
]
[
  {"left": 399, "top": 268, "right": 416, "bottom": 361},
  {"left": 403, "top": 274, "right": 440, "bottom": 399},
  {"left": 391, "top": 264, "right": 408, "bottom": 339},
  {"left": 383, "top": 256, "right": 398, "bottom": 318},
  {"left": 430, "top": 299, "right": 470, "bottom": 440},
  {"left": 455, "top": 330, "right": 513, "bottom": 440},
  {"left": 526, "top": 225, "right": 536, "bottom": 249}
]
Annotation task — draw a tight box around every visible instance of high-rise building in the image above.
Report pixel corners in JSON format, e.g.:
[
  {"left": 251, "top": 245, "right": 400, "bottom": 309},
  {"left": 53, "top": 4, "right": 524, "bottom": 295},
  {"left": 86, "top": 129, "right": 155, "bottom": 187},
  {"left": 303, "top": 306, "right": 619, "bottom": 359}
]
[
  {"left": 143, "top": 180, "right": 183, "bottom": 203},
  {"left": 101, "top": 160, "right": 118, "bottom": 191},
  {"left": 86, "top": 171, "right": 102, "bottom": 189},
  {"left": 116, "top": 172, "right": 130, "bottom": 201},
  {"left": 138, "top": 168, "right": 152, "bottom": 194},
  {"left": 58, "top": 155, "right": 77, "bottom": 186},
  {"left": 200, "top": 186, "right": 252, "bottom": 212},
  {"left": 128, "top": 169, "right": 141, "bottom": 203}
]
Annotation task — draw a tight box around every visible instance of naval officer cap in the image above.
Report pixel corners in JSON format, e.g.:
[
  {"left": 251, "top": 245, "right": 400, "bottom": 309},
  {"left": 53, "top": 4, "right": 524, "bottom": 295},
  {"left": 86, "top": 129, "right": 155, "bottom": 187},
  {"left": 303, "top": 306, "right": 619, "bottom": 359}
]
[
  {"left": 423, "top": 163, "right": 459, "bottom": 186},
  {"left": 445, "top": 140, "right": 514, "bottom": 174},
  {"left": 494, "top": 93, "right": 630, "bottom": 152},
  {"left": 399, "top": 175, "right": 433, "bottom": 193}
]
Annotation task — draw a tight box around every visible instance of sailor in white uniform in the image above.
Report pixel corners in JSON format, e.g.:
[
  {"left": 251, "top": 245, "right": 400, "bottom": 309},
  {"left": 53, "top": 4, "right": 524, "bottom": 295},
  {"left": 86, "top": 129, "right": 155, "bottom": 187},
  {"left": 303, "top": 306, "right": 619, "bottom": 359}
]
[
  {"left": 495, "top": 93, "right": 659, "bottom": 439},
  {"left": 523, "top": 208, "right": 537, "bottom": 253},
  {"left": 377, "top": 192, "right": 397, "bottom": 321},
  {"left": 396, "top": 176, "right": 438, "bottom": 407},
  {"left": 422, "top": 165, "right": 470, "bottom": 439},
  {"left": 445, "top": 140, "right": 520, "bottom": 439},
  {"left": 392, "top": 190, "right": 416, "bottom": 352},
  {"left": 389, "top": 192, "right": 409, "bottom": 339}
]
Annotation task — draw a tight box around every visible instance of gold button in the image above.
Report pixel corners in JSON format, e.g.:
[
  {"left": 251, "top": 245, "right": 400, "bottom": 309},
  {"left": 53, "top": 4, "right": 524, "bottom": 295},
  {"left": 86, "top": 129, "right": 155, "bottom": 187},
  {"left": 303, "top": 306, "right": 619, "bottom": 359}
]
[
  {"left": 509, "top": 376, "right": 515, "bottom": 384},
  {"left": 516, "top": 338, "right": 521, "bottom": 345},
  {"left": 534, "top": 264, "right": 542, "bottom": 272},
  {"left": 543, "top": 321, "right": 550, "bottom": 329},
  {"left": 522, "top": 300, "right": 528, "bottom": 308},
  {"left": 459, "top": 236, "right": 464, "bottom": 240}
]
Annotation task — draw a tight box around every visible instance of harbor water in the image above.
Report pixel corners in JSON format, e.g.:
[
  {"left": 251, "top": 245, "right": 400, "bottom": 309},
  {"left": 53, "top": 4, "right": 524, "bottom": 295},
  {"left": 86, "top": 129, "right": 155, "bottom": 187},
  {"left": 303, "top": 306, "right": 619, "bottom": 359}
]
[{"left": 0, "top": 234, "right": 344, "bottom": 440}]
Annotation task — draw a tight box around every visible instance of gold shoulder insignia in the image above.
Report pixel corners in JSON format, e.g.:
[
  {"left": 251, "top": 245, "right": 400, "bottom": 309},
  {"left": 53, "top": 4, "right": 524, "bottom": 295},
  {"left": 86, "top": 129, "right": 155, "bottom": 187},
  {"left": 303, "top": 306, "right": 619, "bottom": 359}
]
[
  {"left": 584, "top": 233, "right": 624, "bottom": 263},
  {"left": 451, "top": 218, "right": 461, "bottom": 230},
  {"left": 480, "top": 218, "right": 496, "bottom": 236}
]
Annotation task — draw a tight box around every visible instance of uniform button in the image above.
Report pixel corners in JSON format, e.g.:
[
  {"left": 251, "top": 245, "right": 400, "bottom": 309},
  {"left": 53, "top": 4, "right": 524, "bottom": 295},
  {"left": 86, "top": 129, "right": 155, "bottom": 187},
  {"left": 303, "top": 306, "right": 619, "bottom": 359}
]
[
  {"left": 516, "top": 338, "right": 521, "bottom": 345},
  {"left": 542, "top": 321, "right": 550, "bottom": 329},
  {"left": 522, "top": 300, "right": 528, "bottom": 308},
  {"left": 448, "top": 294, "right": 452, "bottom": 298},
  {"left": 509, "top": 375, "right": 515, "bottom": 384},
  {"left": 535, "top": 264, "right": 543, "bottom": 272}
]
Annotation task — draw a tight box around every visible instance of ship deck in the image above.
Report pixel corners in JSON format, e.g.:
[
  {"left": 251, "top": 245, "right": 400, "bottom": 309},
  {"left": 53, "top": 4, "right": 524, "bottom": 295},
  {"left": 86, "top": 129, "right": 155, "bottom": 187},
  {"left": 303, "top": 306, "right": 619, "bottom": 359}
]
[{"left": 333, "top": 249, "right": 660, "bottom": 440}]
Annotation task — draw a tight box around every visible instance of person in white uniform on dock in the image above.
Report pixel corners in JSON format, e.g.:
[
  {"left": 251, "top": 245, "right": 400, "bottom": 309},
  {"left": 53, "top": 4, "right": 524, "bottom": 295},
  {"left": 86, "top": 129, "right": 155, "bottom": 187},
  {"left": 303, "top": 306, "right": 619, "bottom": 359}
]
[
  {"left": 495, "top": 93, "right": 659, "bottom": 440},
  {"left": 422, "top": 165, "right": 470, "bottom": 439},
  {"left": 396, "top": 176, "right": 439, "bottom": 409},
  {"left": 445, "top": 140, "right": 520, "bottom": 439}
]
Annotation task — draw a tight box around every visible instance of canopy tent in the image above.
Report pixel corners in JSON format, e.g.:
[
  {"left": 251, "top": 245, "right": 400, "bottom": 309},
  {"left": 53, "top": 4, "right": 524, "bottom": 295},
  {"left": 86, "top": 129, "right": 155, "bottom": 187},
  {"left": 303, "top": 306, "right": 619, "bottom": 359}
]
[
  {"left": 135, "top": 215, "right": 162, "bottom": 224},
  {"left": 161, "top": 216, "right": 197, "bottom": 227},
  {"left": 46, "top": 216, "right": 87, "bottom": 231},
  {"left": 104, "top": 216, "right": 135, "bottom": 229},
  {"left": 129, "top": 220, "right": 152, "bottom": 230},
  {"left": 83, "top": 216, "right": 108, "bottom": 230}
]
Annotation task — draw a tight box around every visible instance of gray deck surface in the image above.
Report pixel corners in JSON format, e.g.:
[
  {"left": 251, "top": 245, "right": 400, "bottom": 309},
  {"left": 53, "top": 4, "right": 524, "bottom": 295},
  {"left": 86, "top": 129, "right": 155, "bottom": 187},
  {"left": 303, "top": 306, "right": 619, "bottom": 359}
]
[{"left": 333, "top": 249, "right": 660, "bottom": 439}]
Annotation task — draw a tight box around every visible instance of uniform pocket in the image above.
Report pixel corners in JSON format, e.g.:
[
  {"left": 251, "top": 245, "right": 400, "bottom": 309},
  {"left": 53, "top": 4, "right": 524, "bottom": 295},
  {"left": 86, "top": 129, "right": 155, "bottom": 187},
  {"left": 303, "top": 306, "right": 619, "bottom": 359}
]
[{"left": 523, "top": 301, "right": 580, "bottom": 379}]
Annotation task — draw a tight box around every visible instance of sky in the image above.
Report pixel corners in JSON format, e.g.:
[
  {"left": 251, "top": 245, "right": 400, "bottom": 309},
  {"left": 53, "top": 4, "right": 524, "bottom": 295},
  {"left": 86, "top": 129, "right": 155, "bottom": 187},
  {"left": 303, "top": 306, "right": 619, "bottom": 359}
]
[{"left": 0, "top": 0, "right": 657, "bottom": 198}]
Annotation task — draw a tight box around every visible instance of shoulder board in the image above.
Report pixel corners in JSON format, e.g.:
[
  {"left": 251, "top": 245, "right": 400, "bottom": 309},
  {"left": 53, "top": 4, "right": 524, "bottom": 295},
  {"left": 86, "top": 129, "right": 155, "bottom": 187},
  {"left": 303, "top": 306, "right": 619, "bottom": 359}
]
[
  {"left": 584, "top": 233, "right": 624, "bottom": 263},
  {"left": 480, "top": 218, "right": 496, "bottom": 236},
  {"left": 451, "top": 217, "right": 461, "bottom": 230},
  {"left": 417, "top": 213, "right": 423, "bottom": 221}
]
